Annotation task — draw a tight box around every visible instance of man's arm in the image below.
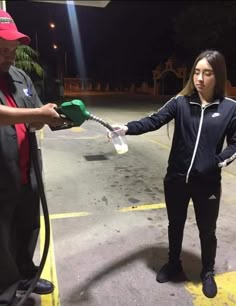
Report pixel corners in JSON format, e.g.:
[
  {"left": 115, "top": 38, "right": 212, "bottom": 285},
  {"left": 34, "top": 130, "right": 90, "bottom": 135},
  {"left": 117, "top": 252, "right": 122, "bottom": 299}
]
[{"left": 0, "top": 103, "right": 63, "bottom": 126}]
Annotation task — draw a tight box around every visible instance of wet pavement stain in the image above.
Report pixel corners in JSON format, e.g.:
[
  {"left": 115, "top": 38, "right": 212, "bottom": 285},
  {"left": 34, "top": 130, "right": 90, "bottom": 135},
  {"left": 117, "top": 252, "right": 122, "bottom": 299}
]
[
  {"left": 102, "top": 196, "right": 108, "bottom": 205},
  {"left": 128, "top": 198, "right": 140, "bottom": 204}
]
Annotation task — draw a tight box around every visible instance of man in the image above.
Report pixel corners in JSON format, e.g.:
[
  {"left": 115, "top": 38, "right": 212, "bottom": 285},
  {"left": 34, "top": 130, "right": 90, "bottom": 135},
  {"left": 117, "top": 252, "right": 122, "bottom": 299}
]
[{"left": 0, "top": 9, "right": 63, "bottom": 306}]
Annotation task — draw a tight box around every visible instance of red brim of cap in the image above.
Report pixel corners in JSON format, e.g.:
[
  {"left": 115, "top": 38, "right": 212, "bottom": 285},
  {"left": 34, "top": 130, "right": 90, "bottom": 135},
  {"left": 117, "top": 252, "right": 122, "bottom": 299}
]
[{"left": 0, "top": 30, "right": 30, "bottom": 45}]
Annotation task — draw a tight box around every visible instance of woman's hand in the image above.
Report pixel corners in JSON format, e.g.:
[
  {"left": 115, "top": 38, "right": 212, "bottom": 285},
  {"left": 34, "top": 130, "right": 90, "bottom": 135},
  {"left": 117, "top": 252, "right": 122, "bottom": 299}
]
[{"left": 107, "top": 125, "right": 128, "bottom": 140}]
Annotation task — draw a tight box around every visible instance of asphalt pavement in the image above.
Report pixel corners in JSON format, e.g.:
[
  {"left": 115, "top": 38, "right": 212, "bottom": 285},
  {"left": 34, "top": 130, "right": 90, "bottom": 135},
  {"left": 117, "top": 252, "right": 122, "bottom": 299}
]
[{"left": 29, "top": 93, "right": 236, "bottom": 306}]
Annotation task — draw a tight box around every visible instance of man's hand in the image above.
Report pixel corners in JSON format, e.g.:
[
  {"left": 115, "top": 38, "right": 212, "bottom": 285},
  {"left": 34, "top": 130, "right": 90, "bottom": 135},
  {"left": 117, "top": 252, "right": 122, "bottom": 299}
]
[
  {"left": 0, "top": 102, "right": 69, "bottom": 126},
  {"left": 38, "top": 103, "right": 65, "bottom": 126}
]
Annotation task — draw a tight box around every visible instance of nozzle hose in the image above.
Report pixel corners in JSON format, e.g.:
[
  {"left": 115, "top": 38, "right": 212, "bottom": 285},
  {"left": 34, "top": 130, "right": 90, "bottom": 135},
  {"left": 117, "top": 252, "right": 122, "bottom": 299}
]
[{"left": 89, "top": 114, "right": 114, "bottom": 131}]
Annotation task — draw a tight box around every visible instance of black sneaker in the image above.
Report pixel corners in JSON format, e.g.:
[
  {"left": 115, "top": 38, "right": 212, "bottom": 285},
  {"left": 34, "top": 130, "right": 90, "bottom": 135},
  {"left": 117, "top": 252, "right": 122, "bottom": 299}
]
[
  {"left": 156, "top": 262, "right": 183, "bottom": 283},
  {"left": 18, "top": 278, "right": 54, "bottom": 295},
  {"left": 201, "top": 271, "right": 217, "bottom": 298}
]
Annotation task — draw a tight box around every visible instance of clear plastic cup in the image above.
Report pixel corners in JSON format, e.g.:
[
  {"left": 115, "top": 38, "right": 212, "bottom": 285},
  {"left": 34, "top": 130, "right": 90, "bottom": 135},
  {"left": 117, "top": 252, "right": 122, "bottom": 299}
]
[{"left": 110, "top": 128, "right": 128, "bottom": 154}]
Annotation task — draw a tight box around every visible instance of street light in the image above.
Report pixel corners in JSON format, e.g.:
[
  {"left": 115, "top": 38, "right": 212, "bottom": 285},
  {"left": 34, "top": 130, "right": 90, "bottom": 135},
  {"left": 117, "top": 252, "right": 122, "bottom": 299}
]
[{"left": 49, "top": 22, "right": 55, "bottom": 29}]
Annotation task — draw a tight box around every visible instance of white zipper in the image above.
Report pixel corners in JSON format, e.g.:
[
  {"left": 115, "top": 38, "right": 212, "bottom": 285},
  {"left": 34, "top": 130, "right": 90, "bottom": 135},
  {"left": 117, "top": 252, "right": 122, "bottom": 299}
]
[{"left": 185, "top": 102, "right": 218, "bottom": 183}]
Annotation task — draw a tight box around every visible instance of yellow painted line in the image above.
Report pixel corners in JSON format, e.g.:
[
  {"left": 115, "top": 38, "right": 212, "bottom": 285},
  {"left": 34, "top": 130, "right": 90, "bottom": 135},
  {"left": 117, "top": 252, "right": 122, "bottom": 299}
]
[
  {"left": 40, "top": 217, "right": 60, "bottom": 306},
  {"left": 222, "top": 169, "right": 236, "bottom": 178},
  {"left": 68, "top": 135, "right": 102, "bottom": 140},
  {"left": 119, "top": 201, "right": 193, "bottom": 212},
  {"left": 70, "top": 126, "right": 85, "bottom": 132},
  {"left": 39, "top": 204, "right": 166, "bottom": 305},
  {"left": 141, "top": 134, "right": 171, "bottom": 149},
  {"left": 185, "top": 271, "right": 236, "bottom": 305},
  {"left": 119, "top": 203, "right": 166, "bottom": 212},
  {"left": 50, "top": 211, "right": 91, "bottom": 220},
  {"left": 43, "top": 135, "right": 103, "bottom": 140},
  {"left": 48, "top": 202, "right": 193, "bottom": 219},
  {"left": 38, "top": 128, "right": 44, "bottom": 140}
]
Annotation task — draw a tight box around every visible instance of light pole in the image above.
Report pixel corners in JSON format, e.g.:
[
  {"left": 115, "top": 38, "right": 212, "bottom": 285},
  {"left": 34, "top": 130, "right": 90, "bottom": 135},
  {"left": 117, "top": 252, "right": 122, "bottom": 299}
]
[
  {"left": 49, "top": 22, "right": 68, "bottom": 77},
  {"left": 64, "top": 50, "right": 68, "bottom": 77},
  {"left": 35, "top": 32, "right": 38, "bottom": 51},
  {"left": 35, "top": 22, "right": 55, "bottom": 52},
  {"left": 52, "top": 43, "right": 68, "bottom": 79}
]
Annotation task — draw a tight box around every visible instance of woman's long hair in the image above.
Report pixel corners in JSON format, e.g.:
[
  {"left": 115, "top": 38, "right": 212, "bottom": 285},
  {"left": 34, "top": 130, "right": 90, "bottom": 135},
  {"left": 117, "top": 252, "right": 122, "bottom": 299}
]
[
  {"left": 178, "top": 50, "right": 227, "bottom": 98},
  {"left": 167, "top": 50, "right": 227, "bottom": 138}
]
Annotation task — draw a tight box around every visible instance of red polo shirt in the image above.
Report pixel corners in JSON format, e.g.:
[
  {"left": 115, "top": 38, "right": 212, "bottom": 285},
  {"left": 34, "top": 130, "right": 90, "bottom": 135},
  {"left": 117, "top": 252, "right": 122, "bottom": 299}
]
[{"left": 0, "top": 77, "right": 29, "bottom": 184}]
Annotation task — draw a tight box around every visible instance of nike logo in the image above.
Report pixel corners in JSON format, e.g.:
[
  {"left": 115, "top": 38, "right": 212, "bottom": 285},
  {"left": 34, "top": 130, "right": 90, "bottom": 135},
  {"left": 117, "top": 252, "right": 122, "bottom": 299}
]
[{"left": 212, "top": 113, "right": 220, "bottom": 118}]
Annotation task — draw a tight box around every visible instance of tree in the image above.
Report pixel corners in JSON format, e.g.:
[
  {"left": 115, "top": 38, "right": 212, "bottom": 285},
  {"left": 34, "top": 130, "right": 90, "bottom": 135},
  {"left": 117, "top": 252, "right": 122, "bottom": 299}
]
[
  {"left": 174, "top": 2, "right": 236, "bottom": 56},
  {"left": 15, "top": 45, "right": 44, "bottom": 79},
  {"left": 173, "top": 1, "right": 236, "bottom": 82}
]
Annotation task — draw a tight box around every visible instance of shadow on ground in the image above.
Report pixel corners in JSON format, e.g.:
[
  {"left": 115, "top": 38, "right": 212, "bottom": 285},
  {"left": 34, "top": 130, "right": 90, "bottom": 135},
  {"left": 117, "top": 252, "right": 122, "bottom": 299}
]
[{"left": 68, "top": 245, "right": 202, "bottom": 304}]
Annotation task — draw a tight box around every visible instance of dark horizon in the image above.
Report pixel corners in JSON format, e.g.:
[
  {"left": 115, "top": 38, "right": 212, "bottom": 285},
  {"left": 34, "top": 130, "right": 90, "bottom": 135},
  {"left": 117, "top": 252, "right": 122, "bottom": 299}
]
[{"left": 6, "top": 1, "right": 236, "bottom": 85}]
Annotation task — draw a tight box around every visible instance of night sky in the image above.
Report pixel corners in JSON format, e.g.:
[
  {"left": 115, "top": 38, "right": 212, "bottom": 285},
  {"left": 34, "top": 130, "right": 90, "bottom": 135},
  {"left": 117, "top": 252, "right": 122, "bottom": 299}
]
[{"left": 6, "top": 1, "right": 236, "bottom": 85}]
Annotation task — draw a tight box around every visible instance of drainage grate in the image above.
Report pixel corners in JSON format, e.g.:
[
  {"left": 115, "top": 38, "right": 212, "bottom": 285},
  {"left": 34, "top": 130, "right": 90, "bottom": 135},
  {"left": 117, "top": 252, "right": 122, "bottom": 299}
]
[{"left": 84, "top": 154, "right": 108, "bottom": 161}]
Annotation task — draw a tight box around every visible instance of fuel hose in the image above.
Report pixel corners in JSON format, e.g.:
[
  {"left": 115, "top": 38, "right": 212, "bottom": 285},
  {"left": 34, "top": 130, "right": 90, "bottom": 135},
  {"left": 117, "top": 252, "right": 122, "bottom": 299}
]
[{"left": 16, "top": 131, "right": 50, "bottom": 306}]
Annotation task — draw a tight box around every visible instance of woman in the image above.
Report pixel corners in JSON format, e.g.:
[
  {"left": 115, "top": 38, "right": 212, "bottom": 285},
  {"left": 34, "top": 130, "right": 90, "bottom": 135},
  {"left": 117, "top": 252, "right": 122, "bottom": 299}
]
[{"left": 110, "top": 50, "right": 236, "bottom": 298}]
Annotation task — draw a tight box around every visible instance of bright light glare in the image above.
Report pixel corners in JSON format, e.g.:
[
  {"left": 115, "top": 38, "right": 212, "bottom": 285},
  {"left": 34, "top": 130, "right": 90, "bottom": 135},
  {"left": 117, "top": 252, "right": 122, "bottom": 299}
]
[
  {"left": 67, "top": 1, "right": 87, "bottom": 78},
  {"left": 49, "top": 22, "right": 56, "bottom": 28}
]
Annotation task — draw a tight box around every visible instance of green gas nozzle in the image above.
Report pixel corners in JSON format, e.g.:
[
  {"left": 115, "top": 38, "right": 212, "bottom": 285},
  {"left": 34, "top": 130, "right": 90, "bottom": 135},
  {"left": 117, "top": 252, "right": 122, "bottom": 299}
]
[
  {"left": 58, "top": 100, "right": 90, "bottom": 125},
  {"left": 51, "top": 99, "right": 114, "bottom": 131}
]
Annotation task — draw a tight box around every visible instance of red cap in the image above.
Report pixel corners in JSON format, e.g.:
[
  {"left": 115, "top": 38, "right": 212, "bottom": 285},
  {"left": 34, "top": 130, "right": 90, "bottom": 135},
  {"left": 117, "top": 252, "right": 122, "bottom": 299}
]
[{"left": 0, "top": 9, "right": 30, "bottom": 45}]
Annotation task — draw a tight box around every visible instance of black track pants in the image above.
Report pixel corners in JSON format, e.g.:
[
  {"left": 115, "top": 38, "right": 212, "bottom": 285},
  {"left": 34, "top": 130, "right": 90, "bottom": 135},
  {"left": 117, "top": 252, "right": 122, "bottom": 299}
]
[{"left": 164, "top": 179, "right": 221, "bottom": 272}]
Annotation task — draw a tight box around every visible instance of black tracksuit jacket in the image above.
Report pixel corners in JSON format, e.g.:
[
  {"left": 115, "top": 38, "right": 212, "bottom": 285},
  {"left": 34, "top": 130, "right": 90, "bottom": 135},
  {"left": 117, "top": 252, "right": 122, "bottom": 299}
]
[
  {"left": 126, "top": 94, "right": 236, "bottom": 183},
  {"left": 0, "top": 66, "right": 42, "bottom": 191}
]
